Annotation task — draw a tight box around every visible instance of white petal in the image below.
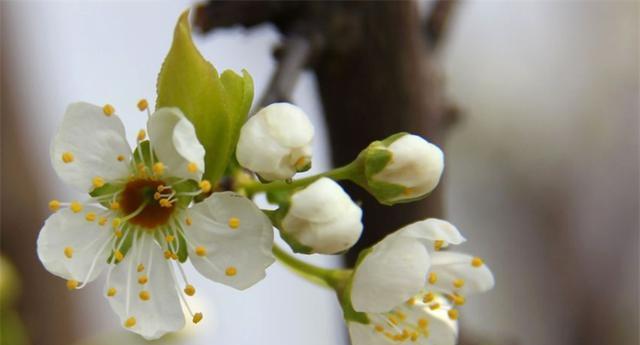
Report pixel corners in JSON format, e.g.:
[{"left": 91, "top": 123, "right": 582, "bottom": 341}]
[
  {"left": 348, "top": 322, "right": 389, "bottom": 345},
  {"left": 37, "top": 206, "right": 112, "bottom": 283},
  {"left": 261, "top": 103, "right": 314, "bottom": 148},
  {"left": 106, "top": 234, "right": 185, "bottom": 340},
  {"left": 51, "top": 102, "right": 131, "bottom": 192},
  {"left": 394, "top": 218, "right": 466, "bottom": 249},
  {"left": 429, "top": 251, "right": 495, "bottom": 296},
  {"left": 184, "top": 192, "right": 274, "bottom": 290},
  {"left": 415, "top": 295, "right": 458, "bottom": 345},
  {"left": 351, "top": 237, "right": 430, "bottom": 313},
  {"left": 147, "top": 108, "right": 205, "bottom": 180}
]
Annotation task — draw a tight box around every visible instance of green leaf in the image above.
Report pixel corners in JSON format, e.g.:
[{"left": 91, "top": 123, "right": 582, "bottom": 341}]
[{"left": 156, "top": 10, "right": 254, "bottom": 184}]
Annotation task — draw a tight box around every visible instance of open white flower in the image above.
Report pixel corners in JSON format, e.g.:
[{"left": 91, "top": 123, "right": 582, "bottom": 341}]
[
  {"left": 347, "top": 218, "right": 494, "bottom": 344},
  {"left": 38, "top": 102, "right": 274, "bottom": 339},
  {"left": 281, "top": 178, "right": 363, "bottom": 254},
  {"left": 235, "top": 103, "right": 314, "bottom": 181}
]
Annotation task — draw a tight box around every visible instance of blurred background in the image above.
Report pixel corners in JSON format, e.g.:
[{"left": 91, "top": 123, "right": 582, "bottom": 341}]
[{"left": 1, "top": 1, "right": 638, "bottom": 345}]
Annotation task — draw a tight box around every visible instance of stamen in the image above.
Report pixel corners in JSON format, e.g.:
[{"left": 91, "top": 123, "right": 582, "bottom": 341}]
[
  {"left": 124, "top": 317, "right": 136, "bottom": 328},
  {"left": 228, "top": 217, "right": 240, "bottom": 229},
  {"left": 137, "top": 264, "right": 145, "bottom": 272},
  {"left": 114, "top": 250, "right": 124, "bottom": 262},
  {"left": 192, "top": 313, "right": 203, "bottom": 324},
  {"left": 185, "top": 217, "right": 192, "bottom": 226},
  {"left": 48, "top": 199, "right": 61, "bottom": 211},
  {"left": 110, "top": 201, "right": 120, "bottom": 210},
  {"left": 165, "top": 235, "right": 175, "bottom": 243},
  {"left": 66, "top": 279, "right": 79, "bottom": 290},
  {"left": 137, "top": 99, "right": 148, "bottom": 111},
  {"left": 107, "top": 287, "right": 117, "bottom": 297},
  {"left": 434, "top": 240, "right": 445, "bottom": 251},
  {"left": 137, "top": 129, "right": 146, "bottom": 141},
  {"left": 448, "top": 309, "right": 459, "bottom": 320},
  {"left": 70, "top": 201, "right": 83, "bottom": 213},
  {"left": 423, "top": 292, "right": 434, "bottom": 303},
  {"left": 225, "top": 266, "right": 237, "bottom": 277},
  {"left": 184, "top": 284, "right": 196, "bottom": 296},
  {"left": 199, "top": 180, "right": 212, "bottom": 193},
  {"left": 471, "top": 257, "right": 484, "bottom": 267},
  {"left": 429, "top": 303, "right": 440, "bottom": 310},
  {"left": 85, "top": 212, "right": 96, "bottom": 222},
  {"left": 117, "top": 154, "right": 125, "bottom": 162},
  {"left": 152, "top": 162, "right": 165, "bottom": 176},
  {"left": 64, "top": 247, "right": 73, "bottom": 259},
  {"left": 102, "top": 104, "right": 115, "bottom": 116},
  {"left": 187, "top": 162, "right": 198, "bottom": 173},
  {"left": 62, "top": 152, "right": 74, "bottom": 163},
  {"left": 138, "top": 275, "right": 148, "bottom": 285},
  {"left": 453, "top": 279, "right": 465, "bottom": 288},
  {"left": 98, "top": 216, "right": 108, "bottom": 226},
  {"left": 195, "top": 246, "right": 207, "bottom": 256},
  {"left": 139, "top": 290, "right": 150, "bottom": 301},
  {"left": 92, "top": 176, "right": 105, "bottom": 189},
  {"left": 428, "top": 272, "right": 437, "bottom": 284}
]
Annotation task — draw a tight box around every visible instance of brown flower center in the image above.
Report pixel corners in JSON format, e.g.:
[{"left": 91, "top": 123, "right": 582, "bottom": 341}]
[{"left": 120, "top": 179, "right": 174, "bottom": 229}]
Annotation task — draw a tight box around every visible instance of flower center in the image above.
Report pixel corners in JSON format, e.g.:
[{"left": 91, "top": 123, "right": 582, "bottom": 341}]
[{"left": 120, "top": 179, "right": 174, "bottom": 229}]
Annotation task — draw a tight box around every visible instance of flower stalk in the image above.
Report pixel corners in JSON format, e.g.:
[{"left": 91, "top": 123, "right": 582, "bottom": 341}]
[{"left": 271, "top": 244, "right": 351, "bottom": 290}]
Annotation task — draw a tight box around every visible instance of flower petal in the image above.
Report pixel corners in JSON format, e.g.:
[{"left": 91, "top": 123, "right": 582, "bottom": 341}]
[
  {"left": 51, "top": 102, "right": 131, "bottom": 192},
  {"left": 415, "top": 296, "right": 458, "bottom": 345},
  {"left": 429, "top": 251, "right": 495, "bottom": 296},
  {"left": 106, "top": 233, "right": 185, "bottom": 340},
  {"left": 147, "top": 107, "right": 205, "bottom": 180},
  {"left": 37, "top": 206, "right": 113, "bottom": 284},
  {"left": 351, "top": 237, "right": 430, "bottom": 313},
  {"left": 184, "top": 192, "right": 274, "bottom": 290},
  {"left": 394, "top": 218, "right": 466, "bottom": 250}
]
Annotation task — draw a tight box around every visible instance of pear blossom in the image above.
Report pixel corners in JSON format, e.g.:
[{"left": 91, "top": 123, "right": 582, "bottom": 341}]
[
  {"left": 38, "top": 102, "right": 274, "bottom": 339},
  {"left": 281, "top": 178, "right": 363, "bottom": 254},
  {"left": 236, "top": 102, "right": 314, "bottom": 181},
  {"left": 347, "top": 219, "right": 494, "bottom": 344}
]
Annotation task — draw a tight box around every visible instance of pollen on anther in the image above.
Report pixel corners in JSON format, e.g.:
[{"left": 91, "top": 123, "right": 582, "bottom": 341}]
[
  {"left": 137, "top": 264, "right": 145, "bottom": 272},
  {"left": 429, "top": 303, "right": 440, "bottom": 310},
  {"left": 92, "top": 176, "right": 105, "bottom": 188},
  {"left": 417, "top": 318, "right": 428, "bottom": 329},
  {"left": 453, "top": 279, "right": 465, "bottom": 289},
  {"left": 137, "top": 99, "right": 149, "bottom": 111},
  {"left": 187, "top": 162, "right": 198, "bottom": 173},
  {"left": 185, "top": 217, "right": 193, "bottom": 226},
  {"left": 165, "top": 235, "right": 175, "bottom": 243},
  {"left": 199, "top": 180, "right": 212, "bottom": 193},
  {"left": 471, "top": 257, "right": 484, "bottom": 267},
  {"left": 110, "top": 201, "right": 120, "bottom": 210},
  {"left": 152, "top": 162, "right": 165, "bottom": 176},
  {"left": 192, "top": 312, "right": 203, "bottom": 324},
  {"left": 114, "top": 230, "right": 123, "bottom": 238},
  {"left": 114, "top": 250, "right": 124, "bottom": 262},
  {"left": 66, "top": 279, "right": 78, "bottom": 290},
  {"left": 195, "top": 246, "right": 207, "bottom": 257},
  {"left": 62, "top": 152, "right": 74, "bottom": 163},
  {"left": 124, "top": 317, "right": 136, "bottom": 328},
  {"left": 184, "top": 284, "right": 196, "bottom": 296},
  {"left": 139, "top": 290, "right": 150, "bottom": 301},
  {"left": 137, "top": 129, "right": 146, "bottom": 141},
  {"left": 85, "top": 212, "right": 96, "bottom": 222},
  {"left": 428, "top": 272, "right": 438, "bottom": 284},
  {"left": 434, "top": 240, "right": 445, "bottom": 251},
  {"left": 70, "top": 201, "right": 83, "bottom": 213},
  {"left": 138, "top": 275, "right": 148, "bottom": 285},
  {"left": 374, "top": 324, "right": 384, "bottom": 332},
  {"left": 423, "top": 292, "right": 434, "bottom": 303},
  {"left": 164, "top": 250, "right": 172, "bottom": 259},
  {"left": 117, "top": 154, "right": 125, "bottom": 162},
  {"left": 64, "top": 247, "right": 73, "bottom": 259},
  {"left": 49, "top": 199, "right": 61, "bottom": 211},
  {"left": 112, "top": 218, "right": 122, "bottom": 228},
  {"left": 225, "top": 266, "right": 237, "bottom": 277},
  {"left": 98, "top": 216, "right": 107, "bottom": 225},
  {"left": 107, "top": 287, "right": 117, "bottom": 297},
  {"left": 448, "top": 309, "right": 459, "bottom": 320},
  {"left": 103, "top": 104, "right": 115, "bottom": 116},
  {"left": 228, "top": 217, "right": 240, "bottom": 229}
]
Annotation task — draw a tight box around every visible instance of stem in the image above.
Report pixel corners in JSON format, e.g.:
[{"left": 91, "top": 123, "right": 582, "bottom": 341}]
[
  {"left": 272, "top": 245, "right": 351, "bottom": 289},
  {"left": 243, "top": 162, "right": 357, "bottom": 195}
]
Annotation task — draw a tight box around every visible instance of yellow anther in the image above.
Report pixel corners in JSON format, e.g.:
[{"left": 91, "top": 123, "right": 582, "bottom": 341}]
[
  {"left": 110, "top": 201, "right": 120, "bottom": 210},
  {"left": 451, "top": 294, "right": 466, "bottom": 306},
  {"left": 66, "top": 279, "right": 78, "bottom": 290},
  {"left": 114, "top": 250, "right": 124, "bottom": 262},
  {"left": 453, "top": 279, "right": 465, "bottom": 289},
  {"left": 428, "top": 272, "right": 437, "bottom": 284},
  {"left": 170, "top": 252, "right": 178, "bottom": 260},
  {"left": 138, "top": 275, "right": 148, "bottom": 285},
  {"left": 184, "top": 284, "right": 196, "bottom": 296},
  {"left": 156, "top": 185, "right": 165, "bottom": 192},
  {"left": 410, "top": 332, "right": 419, "bottom": 342},
  {"left": 124, "top": 317, "right": 136, "bottom": 328},
  {"left": 112, "top": 218, "right": 121, "bottom": 228},
  {"left": 102, "top": 104, "right": 115, "bottom": 116},
  {"left": 164, "top": 250, "right": 172, "bottom": 259},
  {"left": 98, "top": 216, "right": 108, "bottom": 225},
  {"left": 185, "top": 217, "right": 192, "bottom": 226},
  {"left": 154, "top": 192, "right": 161, "bottom": 200},
  {"left": 225, "top": 266, "right": 237, "bottom": 277},
  {"left": 199, "top": 180, "right": 212, "bottom": 193},
  {"left": 195, "top": 246, "right": 207, "bottom": 257},
  {"left": 192, "top": 312, "right": 203, "bottom": 324},
  {"left": 159, "top": 198, "right": 172, "bottom": 208},
  {"left": 374, "top": 324, "right": 384, "bottom": 333},
  {"left": 64, "top": 247, "right": 73, "bottom": 259},
  {"left": 70, "top": 201, "right": 83, "bottom": 213},
  {"left": 137, "top": 163, "right": 146, "bottom": 173},
  {"left": 388, "top": 316, "right": 398, "bottom": 325},
  {"left": 92, "top": 176, "right": 105, "bottom": 188},
  {"left": 187, "top": 162, "right": 198, "bottom": 173},
  {"left": 137, "top": 129, "right": 146, "bottom": 141},
  {"left": 165, "top": 235, "right": 175, "bottom": 243},
  {"left": 395, "top": 311, "right": 407, "bottom": 321},
  {"left": 62, "top": 152, "right": 74, "bottom": 163},
  {"left": 406, "top": 297, "right": 416, "bottom": 306},
  {"left": 423, "top": 292, "right": 435, "bottom": 303},
  {"left": 137, "top": 264, "right": 145, "bottom": 272},
  {"left": 139, "top": 290, "right": 150, "bottom": 301},
  {"left": 228, "top": 217, "right": 240, "bottom": 229},
  {"left": 294, "top": 156, "right": 310, "bottom": 170},
  {"left": 434, "top": 240, "right": 445, "bottom": 251},
  {"left": 471, "top": 257, "right": 484, "bottom": 267},
  {"left": 137, "top": 99, "right": 148, "bottom": 111},
  {"left": 114, "top": 230, "right": 123, "bottom": 238},
  {"left": 48, "top": 199, "right": 61, "bottom": 211},
  {"left": 429, "top": 303, "right": 440, "bottom": 310},
  {"left": 417, "top": 318, "right": 428, "bottom": 329},
  {"left": 85, "top": 212, "right": 96, "bottom": 222},
  {"left": 152, "top": 162, "right": 165, "bottom": 176},
  {"left": 448, "top": 309, "right": 459, "bottom": 320},
  {"left": 117, "top": 154, "right": 125, "bottom": 162},
  {"left": 107, "top": 287, "right": 117, "bottom": 297}
]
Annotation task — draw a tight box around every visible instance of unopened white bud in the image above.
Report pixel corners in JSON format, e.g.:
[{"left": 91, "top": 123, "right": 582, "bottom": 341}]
[
  {"left": 236, "top": 103, "right": 314, "bottom": 181},
  {"left": 281, "top": 178, "right": 363, "bottom": 254}
]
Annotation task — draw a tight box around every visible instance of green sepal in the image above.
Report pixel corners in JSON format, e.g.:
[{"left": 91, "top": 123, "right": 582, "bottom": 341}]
[
  {"left": 90, "top": 183, "right": 122, "bottom": 208},
  {"left": 132, "top": 140, "right": 157, "bottom": 167},
  {"left": 171, "top": 179, "right": 199, "bottom": 208},
  {"left": 156, "top": 11, "right": 254, "bottom": 185},
  {"left": 107, "top": 227, "right": 135, "bottom": 264},
  {"left": 336, "top": 253, "right": 370, "bottom": 324},
  {"left": 176, "top": 232, "right": 188, "bottom": 263},
  {"left": 279, "top": 229, "right": 315, "bottom": 255}
]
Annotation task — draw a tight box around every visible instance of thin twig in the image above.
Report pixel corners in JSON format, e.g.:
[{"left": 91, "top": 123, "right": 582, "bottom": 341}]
[{"left": 425, "top": 0, "right": 458, "bottom": 48}]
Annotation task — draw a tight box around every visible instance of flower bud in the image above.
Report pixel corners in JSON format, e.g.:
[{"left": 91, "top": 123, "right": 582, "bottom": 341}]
[
  {"left": 236, "top": 103, "right": 314, "bottom": 181},
  {"left": 281, "top": 178, "right": 363, "bottom": 254},
  {"left": 356, "top": 133, "right": 444, "bottom": 205}
]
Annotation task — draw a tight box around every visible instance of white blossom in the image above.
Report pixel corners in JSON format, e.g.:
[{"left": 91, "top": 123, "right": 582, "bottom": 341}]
[
  {"left": 39, "top": 102, "right": 274, "bottom": 339},
  {"left": 236, "top": 103, "right": 314, "bottom": 181},
  {"left": 281, "top": 178, "right": 363, "bottom": 254}
]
